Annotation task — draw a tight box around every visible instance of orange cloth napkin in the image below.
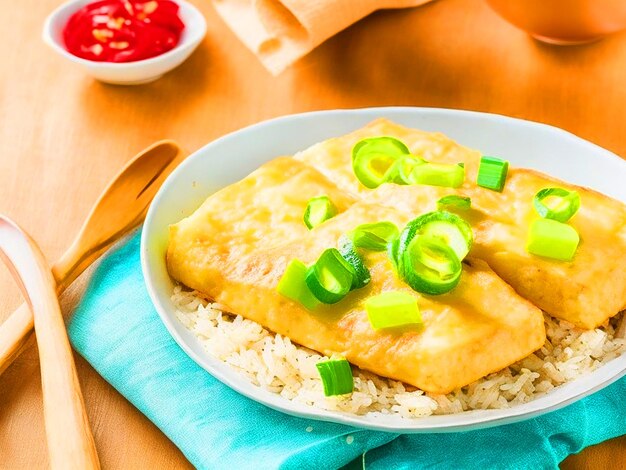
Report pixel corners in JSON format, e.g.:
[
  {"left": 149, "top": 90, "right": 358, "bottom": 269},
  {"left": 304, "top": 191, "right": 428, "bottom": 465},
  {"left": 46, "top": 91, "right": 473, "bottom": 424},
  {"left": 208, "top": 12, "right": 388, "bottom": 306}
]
[{"left": 211, "top": 0, "right": 434, "bottom": 74}]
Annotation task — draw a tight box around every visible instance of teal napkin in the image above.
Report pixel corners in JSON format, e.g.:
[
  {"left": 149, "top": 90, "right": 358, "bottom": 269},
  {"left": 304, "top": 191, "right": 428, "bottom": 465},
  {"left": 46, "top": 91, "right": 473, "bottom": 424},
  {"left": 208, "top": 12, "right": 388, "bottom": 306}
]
[{"left": 68, "top": 231, "right": 626, "bottom": 469}]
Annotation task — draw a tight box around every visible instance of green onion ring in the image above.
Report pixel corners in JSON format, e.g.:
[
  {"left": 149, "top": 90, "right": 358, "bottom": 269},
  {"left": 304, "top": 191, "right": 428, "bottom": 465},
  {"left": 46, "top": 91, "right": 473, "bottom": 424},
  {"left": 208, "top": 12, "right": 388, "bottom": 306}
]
[
  {"left": 398, "top": 211, "right": 473, "bottom": 262},
  {"left": 400, "top": 236, "right": 462, "bottom": 295},
  {"left": 305, "top": 248, "right": 355, "bottom": 304},
  {"left": 386, "top": 155, "right": 427, "bottom": 185},
  {"left": 303, "top": 195, "right": 337, "bottom": 229},
  {"left": 533, "top": 187, "right": 581, "bottom": 223},
  {"left": 351, "top": 137, "right": 410, "bottom": 189}
]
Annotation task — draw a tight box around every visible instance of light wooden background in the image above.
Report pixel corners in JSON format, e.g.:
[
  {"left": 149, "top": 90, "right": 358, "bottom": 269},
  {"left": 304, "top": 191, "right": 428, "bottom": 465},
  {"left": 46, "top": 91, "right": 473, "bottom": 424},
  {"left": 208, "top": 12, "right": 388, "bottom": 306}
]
[{"left": 1, "top": 0, "right": 625, "bottom": 467}]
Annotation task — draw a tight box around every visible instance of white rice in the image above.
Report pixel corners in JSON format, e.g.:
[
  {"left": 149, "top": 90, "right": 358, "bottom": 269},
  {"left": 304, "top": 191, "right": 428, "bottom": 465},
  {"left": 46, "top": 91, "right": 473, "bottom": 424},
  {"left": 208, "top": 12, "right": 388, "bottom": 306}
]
[{"left": 172, "top": 286, "right": 626, "bottom": 418}]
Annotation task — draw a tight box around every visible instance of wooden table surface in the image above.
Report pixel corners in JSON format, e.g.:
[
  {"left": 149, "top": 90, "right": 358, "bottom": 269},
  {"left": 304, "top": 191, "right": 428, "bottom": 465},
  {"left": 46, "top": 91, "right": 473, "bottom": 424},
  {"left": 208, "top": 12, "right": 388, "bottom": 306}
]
[{"left": 1, "top": 0, "right": 625, "bottom": 467}]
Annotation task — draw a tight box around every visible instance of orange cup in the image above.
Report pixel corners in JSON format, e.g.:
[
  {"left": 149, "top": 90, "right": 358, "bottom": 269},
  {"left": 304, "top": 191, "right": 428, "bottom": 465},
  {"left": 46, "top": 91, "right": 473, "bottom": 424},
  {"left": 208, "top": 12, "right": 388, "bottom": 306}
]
[{"left": 486, "top": 0, "right": 626, "bottom": 45}]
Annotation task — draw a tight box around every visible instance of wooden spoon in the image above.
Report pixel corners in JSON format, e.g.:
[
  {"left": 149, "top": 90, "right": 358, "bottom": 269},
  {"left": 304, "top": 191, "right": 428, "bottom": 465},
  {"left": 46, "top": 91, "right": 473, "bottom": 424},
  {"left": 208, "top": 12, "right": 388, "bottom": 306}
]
[
  {"left": 0, "top": 216, "right": 100, "bottom": 469},
  {"left": 0, "top": 140, "right": 186, "bottom": 374}
]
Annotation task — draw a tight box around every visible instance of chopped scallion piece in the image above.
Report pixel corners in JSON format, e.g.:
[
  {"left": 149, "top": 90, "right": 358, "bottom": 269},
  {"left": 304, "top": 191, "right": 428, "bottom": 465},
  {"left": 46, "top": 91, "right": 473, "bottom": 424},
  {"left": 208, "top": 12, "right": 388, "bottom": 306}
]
[
  {"left": 348, "top": 221, "right": 399, "bottom": 252},
  {"left": 398, "top": 211, "right": 473, "bottom": 261},
  {"left": 351, "top": 137, "right": 410, "bottom": 189},
  {"left": 526, "top": 219, "right": 580, "bottom": 262},
  {"left": 316, "top": 358, "right": 354, "bottom": 396},
  {"left": 365, "top": 291, "right": 422, "bottom": 330},
  {"left": 391, "top": 211, "right": 472, "bottom": 295},
  {"left": 437, "top": 195, "right": 471, "bottom": 211},
  {"left": 407, "top": 162, "right": 465, "bottom": 188},
  {"left": 477, "top": 156, "right": 509, "bottom": 192},
  {"left": 386, "top": 155, "right": 427, "bottom": 185},
  {"left": 352, "top": 151, "right": 398, "bottom": 189},
  {"left": 401, "top": 236, "right": 462, "bottom": 295},
  {"left": 338, "top": 236, "right": 371, "bottom": 289},
  {"left": 306, "top": 248, "right": 355, "bottom": 304},
  {"left": 276, "top": 259, "right": 320, "bottom": 310},
  {"left": 533, "top": 187, "right": 580, "bottom": 223},
  {"left": 387, "top": 236, "right": 401, "bottom": 273},
  {"left": 352, "top": 136, "right": 410, "bottom": 162},
  {"left": 303, "top": 195, "right": 337, "bottom": 229}
]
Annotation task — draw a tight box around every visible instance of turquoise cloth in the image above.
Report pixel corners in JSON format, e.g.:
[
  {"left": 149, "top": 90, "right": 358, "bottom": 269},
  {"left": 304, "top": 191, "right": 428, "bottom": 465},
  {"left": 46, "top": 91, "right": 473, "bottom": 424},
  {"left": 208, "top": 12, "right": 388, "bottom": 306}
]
[{"left": 68, "top": 231, "right": 626, "bottom": 469}]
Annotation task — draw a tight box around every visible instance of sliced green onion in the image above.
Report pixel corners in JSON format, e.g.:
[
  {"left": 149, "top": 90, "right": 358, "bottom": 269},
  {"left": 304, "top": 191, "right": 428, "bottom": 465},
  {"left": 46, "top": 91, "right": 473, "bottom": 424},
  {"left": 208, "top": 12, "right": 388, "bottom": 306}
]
[
  {"left": 401, "top": 236, "right": 462, "bottom": 295},
  {"left": 338, "top": 236, "right": 371, "bottom": 289},
  {"left": 526, "top": 219, "right": 580, "bottom": 262},
  {"left": 407, "top": 162, "right": 465, "bottom": 188},
  {"left": 352, "top": 136, "right": 410, "bottom": 162},
  {"left": 303, "top": 195, "right": 337, "bottom": 229},
  {"left": 348, "top": 221, "right": 399, "bottom": 252},
  {"left": 533, "top": 187, "right": 580, "bottom": 223},
  {"left": 437, "top": 195, "right": 471, "bottom": 211},
  {"left": 352, "top": 137, "right": 410, "bottom": 189},
  {"left": 352, "top": 151, "right": 398, "bottom": 189},
  {"left": 316, "top": 358, "right": 354, "bottom": 396},
  {"left": 391, "top": 211, "right": 471, "bottom": 295},
  {"left": 365, "top": 291, "right": 422, "bottom": 330},
  {"left": 458, "top": 162, "right": 465, "bottom": 168},
  {"left": 477, "top": 156, "right": 509, "bottom": 192},
  {"left": 306, "top": 249, "right": 355, "bottom": 304},
  {"left": 386, "top": 155, "right": 427, "bottom": 184},
  {"left": 387, "top": 236, "right": 401, "bottom": 273},
  {"left": 276, "top": 259, "right": 320, "bottom": 310},
  {"left": 398, "top": 211, "right": 473, "bottom": 261}
]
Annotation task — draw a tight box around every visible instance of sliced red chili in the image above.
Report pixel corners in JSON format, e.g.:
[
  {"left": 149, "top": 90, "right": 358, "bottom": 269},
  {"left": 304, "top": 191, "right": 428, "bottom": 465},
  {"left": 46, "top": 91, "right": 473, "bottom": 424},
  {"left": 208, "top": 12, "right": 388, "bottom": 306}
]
[{"left": 62, "top": 0, "right": 185, "bottom": 63}]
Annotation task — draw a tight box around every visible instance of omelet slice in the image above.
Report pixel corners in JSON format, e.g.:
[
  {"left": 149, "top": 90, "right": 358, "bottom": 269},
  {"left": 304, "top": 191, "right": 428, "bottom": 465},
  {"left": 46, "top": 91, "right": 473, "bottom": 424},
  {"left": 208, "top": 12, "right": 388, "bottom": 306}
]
[
  {"left": 169, "top": 192, "right": 545, "bottom": 394},
  {"left": 470, "top": 169, "right": 626, "bottom": 329},
  {"left": 167, "top": 157, "right": 357, "bottom": 283},
  {"left": 297, "top": 119, "right": 626, "bottom": 329},
  {"left": 293, "top": 117, "right": 482, "bottom": 197}
]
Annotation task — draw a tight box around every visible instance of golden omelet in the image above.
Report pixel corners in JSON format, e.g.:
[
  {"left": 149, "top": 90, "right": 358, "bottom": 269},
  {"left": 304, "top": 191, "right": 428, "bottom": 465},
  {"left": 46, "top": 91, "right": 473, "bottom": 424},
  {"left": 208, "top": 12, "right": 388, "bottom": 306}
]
[
  {"left": 168, "top": 196, "right": 545, "bottom": 394},
  {"left": 296, "top": 119, "right": 626, "bottom": 329},
  {"left": 167, "top": 118, "right": 625, "bottom": 392}
]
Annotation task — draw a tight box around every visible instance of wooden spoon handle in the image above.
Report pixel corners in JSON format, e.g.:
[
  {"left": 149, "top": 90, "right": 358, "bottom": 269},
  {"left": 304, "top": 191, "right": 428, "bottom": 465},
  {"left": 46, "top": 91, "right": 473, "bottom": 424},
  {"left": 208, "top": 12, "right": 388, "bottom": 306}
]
[
  {"left": 0, "top": 217, "right": 100, "bottom": 470},
  {"left": 0, "top": 303, "right": 34, "bottom": 375}
]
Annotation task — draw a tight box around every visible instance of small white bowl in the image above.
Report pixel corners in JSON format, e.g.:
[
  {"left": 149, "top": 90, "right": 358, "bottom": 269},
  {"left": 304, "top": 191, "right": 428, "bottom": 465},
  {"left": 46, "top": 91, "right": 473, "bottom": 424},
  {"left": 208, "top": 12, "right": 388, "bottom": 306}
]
[{"left": 42, "top": 0, "right": 207, "bottom": 85}]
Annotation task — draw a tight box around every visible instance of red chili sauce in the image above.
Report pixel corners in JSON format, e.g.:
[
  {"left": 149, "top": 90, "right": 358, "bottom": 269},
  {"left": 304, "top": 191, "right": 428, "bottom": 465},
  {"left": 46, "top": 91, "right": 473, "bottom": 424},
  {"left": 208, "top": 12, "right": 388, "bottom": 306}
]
[{"left": 63, "top": 0, "right": 185, "bottom": 62}]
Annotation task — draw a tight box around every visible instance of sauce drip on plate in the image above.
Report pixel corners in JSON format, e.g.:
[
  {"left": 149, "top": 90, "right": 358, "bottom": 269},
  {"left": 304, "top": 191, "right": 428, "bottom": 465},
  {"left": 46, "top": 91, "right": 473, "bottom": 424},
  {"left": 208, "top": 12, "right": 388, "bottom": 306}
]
[{"left": 63, "top": 0, "right": 185, "bottom": 63}]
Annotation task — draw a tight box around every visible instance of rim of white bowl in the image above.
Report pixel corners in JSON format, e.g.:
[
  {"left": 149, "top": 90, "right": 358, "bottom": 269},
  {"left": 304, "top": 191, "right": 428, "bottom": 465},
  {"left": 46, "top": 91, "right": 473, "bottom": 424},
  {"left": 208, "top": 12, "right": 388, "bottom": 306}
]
[
  {"left": 141, "top": 107, "right": 626, "bottom": 433},
  {"left": 42, "top": 0, "right": 207, "bottom": 68}
]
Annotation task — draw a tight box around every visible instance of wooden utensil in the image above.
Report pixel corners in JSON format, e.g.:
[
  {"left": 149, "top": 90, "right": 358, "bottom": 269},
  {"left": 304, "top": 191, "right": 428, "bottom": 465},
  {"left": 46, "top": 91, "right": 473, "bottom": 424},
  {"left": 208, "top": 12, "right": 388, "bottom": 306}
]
[
  {"left": 0, "top": 140, "right": 185, "bottom": 374},
  {"left": 0, "top": 216, "right": 100, "bottom": 469}
]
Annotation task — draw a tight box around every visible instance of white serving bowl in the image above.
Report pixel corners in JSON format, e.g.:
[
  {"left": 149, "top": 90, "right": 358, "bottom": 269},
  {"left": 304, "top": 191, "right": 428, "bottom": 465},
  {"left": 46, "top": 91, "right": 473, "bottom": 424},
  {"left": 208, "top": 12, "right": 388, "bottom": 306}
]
[
  {"left": 42, "top": 0, "right": 207, "bottom": 85},
  {"left": 141, "top": 107, "right": 626, "bottom": 433}
]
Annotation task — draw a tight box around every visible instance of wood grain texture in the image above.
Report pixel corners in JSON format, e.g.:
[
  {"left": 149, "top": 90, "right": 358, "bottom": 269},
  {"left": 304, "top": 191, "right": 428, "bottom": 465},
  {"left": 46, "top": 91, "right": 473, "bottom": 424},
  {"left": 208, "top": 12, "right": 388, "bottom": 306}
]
[{"left": 0, "top": 0, "right": 624, "bottom": 467}]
